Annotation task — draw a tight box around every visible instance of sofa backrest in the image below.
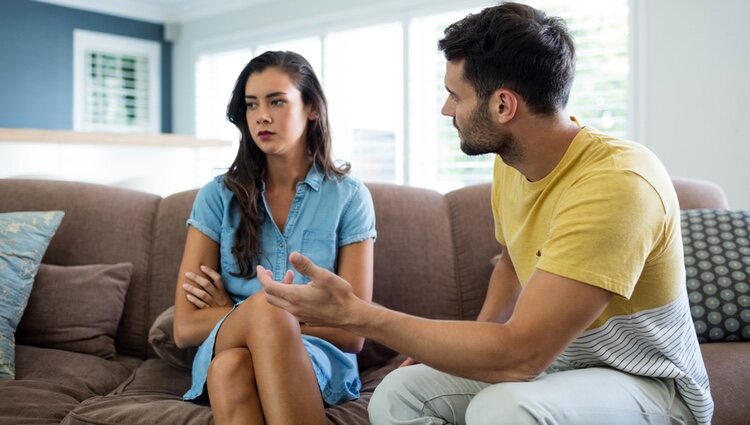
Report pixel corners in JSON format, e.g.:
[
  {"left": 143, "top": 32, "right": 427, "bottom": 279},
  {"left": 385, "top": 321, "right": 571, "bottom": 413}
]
[
  {"left": 0, "top": 176, "right": 731, "bottom": 360},
  {"left": 0, "top": 179, "right": 160, "bottom": 358}
]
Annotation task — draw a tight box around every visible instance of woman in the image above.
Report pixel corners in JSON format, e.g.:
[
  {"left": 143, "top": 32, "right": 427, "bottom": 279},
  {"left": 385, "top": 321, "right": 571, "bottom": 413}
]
[{"left": 173, "top": 51, "right": 376, "bottom": 425}]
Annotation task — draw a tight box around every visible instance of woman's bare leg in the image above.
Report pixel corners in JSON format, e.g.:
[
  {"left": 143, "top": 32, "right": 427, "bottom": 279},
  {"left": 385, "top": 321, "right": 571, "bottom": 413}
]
[
  {"left": 214, "top": 292, "right": 326, "bottom": 425},
  {"left": 207, "top": 348, "right": 265, "bottom": 425}
]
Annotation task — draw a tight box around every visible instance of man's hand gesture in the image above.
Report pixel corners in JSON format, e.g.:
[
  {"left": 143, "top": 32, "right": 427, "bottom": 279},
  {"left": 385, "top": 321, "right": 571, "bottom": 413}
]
[{"left": 257, "top": 252, "right": 363, "bottom": 328}]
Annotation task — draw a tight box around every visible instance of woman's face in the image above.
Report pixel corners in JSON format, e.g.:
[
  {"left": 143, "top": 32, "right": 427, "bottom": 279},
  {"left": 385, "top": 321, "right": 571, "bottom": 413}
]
[{"left": 244, "top": 67, "right": 316, "bottom": 158}]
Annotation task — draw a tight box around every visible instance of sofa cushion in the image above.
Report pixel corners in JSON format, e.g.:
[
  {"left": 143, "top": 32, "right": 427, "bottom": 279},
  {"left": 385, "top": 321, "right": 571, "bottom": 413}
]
[
  {"left": 148, "top": 306, "right": 196, "bottom": 370},
  {"left": 682, "top": 209, "right": 750, "bottom": 342},
  {"left": 0, "top": 210, "right": 64, "bottom": 379},
  {"left": 0, "top": 345, "right": 138, "bottom": 425},
  {"left": 0, "top": 379, "right": 85, "bottom": 425},
  {"left": 700, "top": 342, "right": 750, "bottom": 425},
  {"left": 61, "top": 356, "right": 401, "bottom": 425},
  {"left": 61, "top": 359, "right": 210, "bottom": 425},
  {"left": 16, "top": 263, "right": 133, "bottom": 359},
  {"left": 13, "top": 345, "right": 136, "bottom": 395}
]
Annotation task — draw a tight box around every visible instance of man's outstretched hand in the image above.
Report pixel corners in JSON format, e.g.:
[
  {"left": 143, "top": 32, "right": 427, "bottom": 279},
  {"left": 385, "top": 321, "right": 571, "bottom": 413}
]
[{"left": 257, "top": 252, "right": 363, "bottom": 328}]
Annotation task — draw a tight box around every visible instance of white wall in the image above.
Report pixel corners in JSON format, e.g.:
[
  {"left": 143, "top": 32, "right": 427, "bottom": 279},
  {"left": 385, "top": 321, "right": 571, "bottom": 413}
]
[
  {"left": 639, "top": 0, "right": 750, "bottom": 208},
  {"left": 172, "top": 0, "right": 750, "bottom": 208}
]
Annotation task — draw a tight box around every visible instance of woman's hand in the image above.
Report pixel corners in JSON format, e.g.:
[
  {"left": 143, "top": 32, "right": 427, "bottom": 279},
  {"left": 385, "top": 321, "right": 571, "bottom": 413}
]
[{"left": 182, "top": 265, "right": 233, "bottom": 309}]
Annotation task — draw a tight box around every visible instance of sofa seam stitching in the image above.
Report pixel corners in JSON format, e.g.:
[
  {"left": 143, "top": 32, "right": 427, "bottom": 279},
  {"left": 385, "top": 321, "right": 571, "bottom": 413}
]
[
  {"left": 141, "top": 197, "right": 161, "bottom": 359},
  {"left": 444, "top": 192, "right": 465, "bottom": 319}
]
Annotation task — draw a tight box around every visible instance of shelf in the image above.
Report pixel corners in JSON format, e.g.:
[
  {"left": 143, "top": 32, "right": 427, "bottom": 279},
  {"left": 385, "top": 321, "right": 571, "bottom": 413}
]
[{"left": 0, "top": 128, "right": 232, "bottom": 148}]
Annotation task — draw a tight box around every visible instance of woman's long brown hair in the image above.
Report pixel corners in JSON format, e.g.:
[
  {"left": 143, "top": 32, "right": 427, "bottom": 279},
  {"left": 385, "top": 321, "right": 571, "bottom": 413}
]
[{"left": 224, "top": 51, "right": 349, "bottom": 278}]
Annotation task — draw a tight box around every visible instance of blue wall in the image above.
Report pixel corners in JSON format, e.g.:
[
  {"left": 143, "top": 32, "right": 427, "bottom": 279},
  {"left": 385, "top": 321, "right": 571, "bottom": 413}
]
[{"left": 0, "top": 0, "right": 172, "bottom": 132}]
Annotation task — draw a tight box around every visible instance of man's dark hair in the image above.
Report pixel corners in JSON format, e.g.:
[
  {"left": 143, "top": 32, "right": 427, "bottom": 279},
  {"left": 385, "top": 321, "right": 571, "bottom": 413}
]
[{"left": 438, "top": 2, "right": 576, "bottom": 115}]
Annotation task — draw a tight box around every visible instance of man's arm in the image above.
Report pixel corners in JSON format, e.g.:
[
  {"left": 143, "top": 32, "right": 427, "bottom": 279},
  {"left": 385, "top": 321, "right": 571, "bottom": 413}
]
[
  {"left": 260, "top": 252, "right": 613, "bottom": 383},
  {"left": 476, "top": 247, "right": 521, "bottom": 323}
]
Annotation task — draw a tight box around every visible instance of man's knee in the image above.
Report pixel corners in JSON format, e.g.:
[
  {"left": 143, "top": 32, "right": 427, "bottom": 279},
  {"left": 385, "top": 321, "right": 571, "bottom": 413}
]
[
  {"left": 367, "top": 367, "right": 418, "bottom": 425},
  {"left": 466, "top": 383, "right": 537, "bottom": 425}
]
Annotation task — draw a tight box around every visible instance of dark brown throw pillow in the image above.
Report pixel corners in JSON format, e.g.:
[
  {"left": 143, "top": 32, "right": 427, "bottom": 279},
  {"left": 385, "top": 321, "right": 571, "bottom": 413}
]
[
  {"left": 16, "top": 263, "right": 132, "bottom": 359},
  {"left": 148, "top": 305, "right": 197, "bottom": 370}
]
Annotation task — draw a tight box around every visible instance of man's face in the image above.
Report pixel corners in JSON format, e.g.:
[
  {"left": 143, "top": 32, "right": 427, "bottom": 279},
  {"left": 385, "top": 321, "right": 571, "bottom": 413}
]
[{"left": 441, "top": 60, "right": 521, "bottom": 162}]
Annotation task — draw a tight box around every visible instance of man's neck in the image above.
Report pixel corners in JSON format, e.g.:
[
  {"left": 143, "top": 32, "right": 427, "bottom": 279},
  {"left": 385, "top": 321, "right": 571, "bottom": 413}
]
[{"left": 508, "top": 112, "right": 581, "bottom": 182}]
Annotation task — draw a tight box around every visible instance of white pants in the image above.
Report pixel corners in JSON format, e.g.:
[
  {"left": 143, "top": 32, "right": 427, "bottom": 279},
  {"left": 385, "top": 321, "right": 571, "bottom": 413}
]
[{"left": 368, "top": 364, "right": 697, "bottom": 425}]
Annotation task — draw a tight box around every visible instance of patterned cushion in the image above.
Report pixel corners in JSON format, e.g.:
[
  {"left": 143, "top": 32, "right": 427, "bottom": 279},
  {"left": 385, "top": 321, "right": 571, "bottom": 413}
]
[
  {"left": 681, "top": 209, "right": 750, "bottom": 342},
  {"left": 0, "top": 211, "right": 64, "bottom": 379}
]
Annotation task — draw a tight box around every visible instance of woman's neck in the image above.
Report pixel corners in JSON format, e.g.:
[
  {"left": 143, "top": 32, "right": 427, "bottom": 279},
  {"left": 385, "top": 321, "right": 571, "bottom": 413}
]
[{"left": 264, "top": 153, "right": 313, "bottom": 192}]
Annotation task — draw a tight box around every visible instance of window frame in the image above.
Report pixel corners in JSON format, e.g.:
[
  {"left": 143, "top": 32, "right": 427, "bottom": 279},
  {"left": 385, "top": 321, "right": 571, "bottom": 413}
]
[{"left": 73, "top": 29, "right": 161, "bottom": 133}]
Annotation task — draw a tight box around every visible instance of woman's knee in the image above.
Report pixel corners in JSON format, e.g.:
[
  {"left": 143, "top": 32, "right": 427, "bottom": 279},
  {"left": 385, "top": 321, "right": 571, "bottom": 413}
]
[
  {"left": 208, "top": 348, "right": 254, "bottom": 388},
  {"left": 240, "top": 292, "right": 301, "bottom": 342}
]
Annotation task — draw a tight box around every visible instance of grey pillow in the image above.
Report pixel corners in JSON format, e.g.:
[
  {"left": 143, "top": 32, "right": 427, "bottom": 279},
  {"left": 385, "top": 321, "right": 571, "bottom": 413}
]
[
  {"left": 148, "top": 305, "right": 197, "bottom": 370},
  {"left": 682, "top": 209, "right": 750, "bottom": 342},
  {"left": 16, "top": 263, "right": 132, "bottom": 359}
]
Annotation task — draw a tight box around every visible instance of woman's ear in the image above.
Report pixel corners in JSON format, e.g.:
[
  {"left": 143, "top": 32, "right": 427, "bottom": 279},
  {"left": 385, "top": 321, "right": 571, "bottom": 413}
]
[{"left": 308, "top": 107, "right": 319, "bottom": 121}]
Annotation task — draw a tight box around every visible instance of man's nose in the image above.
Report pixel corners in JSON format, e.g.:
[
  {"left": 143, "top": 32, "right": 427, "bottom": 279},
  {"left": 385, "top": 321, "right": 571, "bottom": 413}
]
[{"left": 441, "top": 97, "right": 454, "bottom": 116}]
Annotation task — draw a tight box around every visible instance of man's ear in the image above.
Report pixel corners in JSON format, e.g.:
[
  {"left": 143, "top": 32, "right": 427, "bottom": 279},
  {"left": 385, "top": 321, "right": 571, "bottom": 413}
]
[{"left": 490, "top": 88, "right": 518, "bottom": 124}]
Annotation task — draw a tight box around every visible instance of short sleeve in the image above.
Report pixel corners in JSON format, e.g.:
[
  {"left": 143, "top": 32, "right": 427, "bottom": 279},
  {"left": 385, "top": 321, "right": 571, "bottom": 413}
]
[
  {"left": 536, "top": 171, "right": 666, "bottom": 299},
  {"left": 338, "top": 181, "right": 377, "bottom": 247},
  {"left": 186, "top": 176, "right": 225, "bottom": 243}
]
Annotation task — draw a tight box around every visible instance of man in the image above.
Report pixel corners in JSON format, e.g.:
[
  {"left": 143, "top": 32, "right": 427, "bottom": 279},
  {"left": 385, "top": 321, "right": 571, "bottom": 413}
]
[{"left": 258, "top": 2, "right": 712, "bottom": 424}]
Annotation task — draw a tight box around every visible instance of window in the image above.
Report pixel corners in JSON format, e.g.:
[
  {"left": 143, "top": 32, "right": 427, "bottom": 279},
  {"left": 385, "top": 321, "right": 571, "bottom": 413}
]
[
  {"left": 73, "top": 30, "right": 161, "bottom": 133},
  {"left": 195, "top": 48, "right": 252, "bottom": 141},
  {"left": 324, "top": 23, "right": 403, "bottom": 183},
  {"left": 194, "top": 0, "right": 630, "bottom": 192},
  {"left": 257, "top": 37, "right": 322, "bottom": 77}
]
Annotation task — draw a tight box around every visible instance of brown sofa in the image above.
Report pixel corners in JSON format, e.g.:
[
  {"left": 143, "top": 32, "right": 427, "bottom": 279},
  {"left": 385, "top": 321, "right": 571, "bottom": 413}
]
[{"left": 0, "top": 177, "right": 747, "bottom": 425}]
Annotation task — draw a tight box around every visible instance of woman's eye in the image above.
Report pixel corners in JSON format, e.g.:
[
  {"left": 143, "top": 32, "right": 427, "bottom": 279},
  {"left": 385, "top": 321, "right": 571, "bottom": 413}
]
[
  {"left": 246, "top": 103, "right": 258, "bottom": 110},
  {"left": 271, "top": 99, "right": 285, "bottom": 107}
]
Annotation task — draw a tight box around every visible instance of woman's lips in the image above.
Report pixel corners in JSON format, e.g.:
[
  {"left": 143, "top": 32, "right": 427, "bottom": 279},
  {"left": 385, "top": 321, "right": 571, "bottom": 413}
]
[{"left": 257, "top": 131, "right": 275, "bottom": 141}]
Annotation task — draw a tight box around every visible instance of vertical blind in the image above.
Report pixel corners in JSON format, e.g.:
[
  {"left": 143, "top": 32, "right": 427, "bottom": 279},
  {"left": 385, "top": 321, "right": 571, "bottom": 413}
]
[{"left": 194, "top": 0, "right": 629, "bottom": 192}]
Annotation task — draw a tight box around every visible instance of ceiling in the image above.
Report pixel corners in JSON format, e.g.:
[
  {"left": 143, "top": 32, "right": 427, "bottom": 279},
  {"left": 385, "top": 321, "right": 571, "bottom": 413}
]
[{"left": 34, "top": 0, "right": 272, "bottom": 24}]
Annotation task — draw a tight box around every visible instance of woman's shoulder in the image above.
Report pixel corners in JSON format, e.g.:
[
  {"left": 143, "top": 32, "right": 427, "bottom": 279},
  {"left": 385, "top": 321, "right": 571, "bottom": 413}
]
[
  {"left": 322, "top": 172, "right": 367, "bottom": 191},
  {"left": 195, "top": 174, "right": 235, "bottom": 204}
]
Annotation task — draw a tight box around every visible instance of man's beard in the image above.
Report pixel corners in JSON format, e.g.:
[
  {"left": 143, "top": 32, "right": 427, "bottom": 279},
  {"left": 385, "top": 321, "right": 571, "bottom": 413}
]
[{"left": 455, "top": 101, "right": 522, "bottom": 164}]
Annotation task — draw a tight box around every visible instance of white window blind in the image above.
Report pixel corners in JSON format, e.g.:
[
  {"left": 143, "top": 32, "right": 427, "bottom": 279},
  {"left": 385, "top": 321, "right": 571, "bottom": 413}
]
[
  {"left": 410, "top": 0, "right": 630, "bottom": 191},
  {"left": 73, "top": 30, "right": 161, "bottom": 133},
  {"left": 195, "top": 48, "right": 252, "bottom": 141},
  {"left": 324, "top": 23, "right": 403, "bottom": 183},
  {"left": 194, "top": 0, "right": 630, "bottom": 192}
]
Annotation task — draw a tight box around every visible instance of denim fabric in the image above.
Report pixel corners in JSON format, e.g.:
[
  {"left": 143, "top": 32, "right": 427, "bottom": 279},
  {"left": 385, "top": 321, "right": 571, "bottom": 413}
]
[{"left": 183, "top": 166, "right": 376, "bottom": 405}]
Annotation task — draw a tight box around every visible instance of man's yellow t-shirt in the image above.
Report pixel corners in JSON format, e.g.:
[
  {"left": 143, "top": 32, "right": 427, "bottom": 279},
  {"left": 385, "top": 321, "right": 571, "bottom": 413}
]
[{"left": 491, "top": 119, "right": 712, "bottom": 424}]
